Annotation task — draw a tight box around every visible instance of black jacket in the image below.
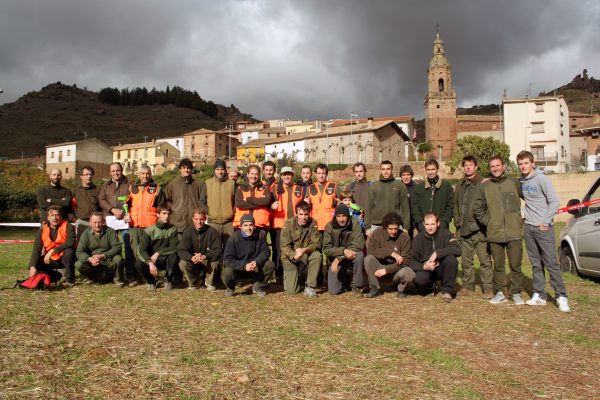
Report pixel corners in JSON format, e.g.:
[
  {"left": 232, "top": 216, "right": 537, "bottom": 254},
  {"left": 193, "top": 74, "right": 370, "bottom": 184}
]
[
  {"left": 178, "top": 224, "right": 222, "bottom": 263},
  {"left": 409, "top": 227, "right": 460, "bottom": 272},
  {"left": 223, "top": 229, "right": 270, "bottom": 271}
]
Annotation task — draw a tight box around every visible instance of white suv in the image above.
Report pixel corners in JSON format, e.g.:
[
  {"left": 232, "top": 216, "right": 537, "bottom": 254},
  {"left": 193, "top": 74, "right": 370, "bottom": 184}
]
[{"left": 559, "top": 176, "right": 600, "bottom": 278}]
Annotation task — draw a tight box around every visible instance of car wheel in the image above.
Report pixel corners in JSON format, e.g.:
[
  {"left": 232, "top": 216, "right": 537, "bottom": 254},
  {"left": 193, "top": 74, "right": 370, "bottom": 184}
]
[{"left": 559, "top": 247, "right": 578, "bottom": 275}]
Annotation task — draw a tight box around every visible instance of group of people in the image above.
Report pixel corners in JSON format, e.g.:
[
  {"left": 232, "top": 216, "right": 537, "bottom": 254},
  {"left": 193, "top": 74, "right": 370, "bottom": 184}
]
[{"left": 29, "top": 151, "right": 570, "bottom": 312}]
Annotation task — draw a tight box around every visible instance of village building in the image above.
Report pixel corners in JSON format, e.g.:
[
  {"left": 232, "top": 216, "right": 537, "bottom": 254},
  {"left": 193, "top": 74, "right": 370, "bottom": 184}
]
[
  {"left": 112, "top": 140, "right": 180, "bottom": 175},
  {"left": 46, "top": 138, "right": 113, "bottom": 179},
  {"left": 183, "top": 128, "right": 240, "bottom": 163}
]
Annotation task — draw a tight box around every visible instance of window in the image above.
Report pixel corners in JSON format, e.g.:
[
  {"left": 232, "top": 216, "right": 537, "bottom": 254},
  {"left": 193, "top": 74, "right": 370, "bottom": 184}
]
[
  {"left": 144, "top": 149, "right": 148, "bottom": 158},
  {"left": 531, "top": 145, "right": 545, "bottom": 161},
  {"left": 117, "top": 151, "right": 121, "bottom": 159},
  {"left": 561, "top": 145, "right": 566, "bottom": 158},
  {"left": 134, "top": 150, "right": 138, "bottom": 159},
  {"left": 66, "top": 149, "right": 71, "bottom": 156},
  {"left": 438, "top": 78, "right": 444, "bottom": 92},
  {"left": 535, "top": 103, "right": 544, "bottom": 112},
  {"left": 165, "top": 149, "right": 169, "bottom": 157},
  {"left": 58, "top": 151, "right": 62, "bottom": 162},
  {"left": 65, "top": 167, "right": 69, "bottom": 174},
  {"left": 531, "top": 122, "right": 544, "bottom": 134},
  {"left": 127, "top": 150, "right": 131, "bottom": 159},
  {"left": 50, "top": 151, "right": 54, "bottom": 159}
]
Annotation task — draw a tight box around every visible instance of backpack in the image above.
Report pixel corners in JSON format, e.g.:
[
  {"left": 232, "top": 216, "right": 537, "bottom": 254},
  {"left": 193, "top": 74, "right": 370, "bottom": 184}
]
[{"left": 18, "top": 273, "right": 52, "bottom": 290}]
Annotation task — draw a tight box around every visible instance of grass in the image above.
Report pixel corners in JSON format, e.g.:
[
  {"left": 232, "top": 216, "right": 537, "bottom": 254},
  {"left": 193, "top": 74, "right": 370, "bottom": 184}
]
[{"left": 1, "top": 223, "right": 600, "bottom": 399}]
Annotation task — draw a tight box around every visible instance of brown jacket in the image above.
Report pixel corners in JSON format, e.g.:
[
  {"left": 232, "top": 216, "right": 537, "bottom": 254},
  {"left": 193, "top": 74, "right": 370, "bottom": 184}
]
[
  {"left": 164, "top": 176, "right": 207, "bottom": 232},
  {"left": 204, "top": 176, "right": 235, "bottom": 224},
  {"left": 98, "top": 176, "right": 130, "bottom": 217},
  {"left": 366, "top": 227, "right": 412, "bottom": 274},
  {"left": 73, "top": 184, "right": 100, "bottom": 221}
]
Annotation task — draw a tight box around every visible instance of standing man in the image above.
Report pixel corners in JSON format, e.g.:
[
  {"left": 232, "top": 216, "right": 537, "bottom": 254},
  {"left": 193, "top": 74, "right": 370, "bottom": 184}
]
[
  {"left": 204, "top": 159, "right": 236, "bottom": 247},
  {"left": 262, "top": 160, "right": 277, "bottom": 190},
  {"left": 517, "top": 151, "right": 570, "bottom": 312},
  {"left": 36, "top": 169, "right": 73, "bottom": 222},
  {"left": 28, "top": 205, "right": 76, "bottom": 286},
  {"left": 345, "top": 162, "right": 369, "bottom": 211},
  {"left": 233, "top": 164, "right": 272, "bottom": 229},
  {"left": 295, "top": 165, "right": 313, "bottom": 190},
  {"left": 473, "top": 156, "right": 525, "bottom": 305},
  {"left": 73, "top": 166, "right": 101, "bottom": 239},
  {"left": 222, "top": 214, "right": 275, "bottom": 297},
  {"left": 453, "top": 156, "right": 493, "bottom": 298},
  {"left": 409, "top": 212, "right": 461, "bottom": 301},
  {"left": 126, "top": 165, "right": 164, "bottom": 279},
  {"left": 364, "top": 213, "right": 412, "bottom": 298},
  {"left": 136, "top": 204, "right": 179, "bottom": 292},
  {"left": 412, "top": 159, "right": 454, "bottom": 232},
  {"left": 178, "top": 208, "right": 222, "bottom": 290},
  {"left": 279, "top": 201, "right": 322, "bottom": 297},
  {"left": 399, "top": 164, "right": 417, "bottom": 238},
  {"left": 164, "top": 158, "right": 207, "bottom": 238},
  {"left": 306, "top": 163, "right": 339, "bottom": 232},
  {"left": 364, "top": 160, "right": 410, "bottom": 237},
  {"left": 75, "top": 212, "right": 124, "bottom": 285},
  {"left": 99, "top": 162, "right": 135, "bottom": 286},
  {"left": 271, "top": 166, "right": 306, "bottom": 280},
  {"left": 322, "top": 204, "right": 365, "bottom": 295}
]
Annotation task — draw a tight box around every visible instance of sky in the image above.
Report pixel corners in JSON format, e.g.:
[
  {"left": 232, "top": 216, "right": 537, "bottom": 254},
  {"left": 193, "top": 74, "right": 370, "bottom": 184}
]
[{"left": 1, "top": 0, "right": 599, "bottom": 121}]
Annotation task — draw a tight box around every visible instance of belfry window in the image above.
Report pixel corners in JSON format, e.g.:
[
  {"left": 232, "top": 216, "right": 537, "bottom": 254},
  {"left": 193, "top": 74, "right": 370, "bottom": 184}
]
[{"left": 438, "top": 78, "right": 444, "bottom": 92}]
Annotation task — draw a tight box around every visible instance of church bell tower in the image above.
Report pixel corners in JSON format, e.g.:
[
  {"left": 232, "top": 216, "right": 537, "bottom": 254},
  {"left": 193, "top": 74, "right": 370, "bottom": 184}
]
[{"left": 424, "top": 29, "right": 457, "bottom": 159}]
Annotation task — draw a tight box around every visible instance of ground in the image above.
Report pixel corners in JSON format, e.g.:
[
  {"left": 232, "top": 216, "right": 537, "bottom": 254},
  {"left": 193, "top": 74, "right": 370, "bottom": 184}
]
[{"left": 0, "top": 226, "right": 599, "bottom": 400}]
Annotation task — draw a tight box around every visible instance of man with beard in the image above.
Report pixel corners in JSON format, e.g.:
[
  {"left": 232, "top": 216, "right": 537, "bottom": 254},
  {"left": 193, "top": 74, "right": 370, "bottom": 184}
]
[
  {"left": 279, "top": 201, "right": 322, "bottom": 297},
  {"left": 412, "top": 159, "right": 454, "bottom": 232},
  {"left": 178, "top": 208, "right": 222, "bottom": 290},
  {"left": 364, "top": 160, "right": 410, "bottom": 237},
  {"left": 473, "top": 156, "right": 525, "bottom": 306},
  {"left": 36, "top": 169, "right": 73, "bottom": 222},
  {"left": 453, "top": 156, "right": 493, "bottom": 298},
  {"left": 323, "top": 204, "right": 365, "bottom": 295}
]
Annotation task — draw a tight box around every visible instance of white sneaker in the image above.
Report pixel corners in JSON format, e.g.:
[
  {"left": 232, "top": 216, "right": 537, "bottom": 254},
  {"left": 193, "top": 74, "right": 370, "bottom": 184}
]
[
  {"left": 512, "top": 293, "right": 524, "bottom": 305},
  {"left": 556, "top": 296, "right": 571, "bottom": 313},
  {"left": 525, "top": 293, "right": 547, "bottom": 306},
  {"left": 489, "top": 292, "right": 506, "bottom": 304}
]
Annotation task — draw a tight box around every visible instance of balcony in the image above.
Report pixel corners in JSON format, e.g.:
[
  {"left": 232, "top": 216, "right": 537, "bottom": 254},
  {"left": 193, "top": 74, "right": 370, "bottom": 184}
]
[{"left": 533, "top": 152, "right": 558, "bottom": 164}]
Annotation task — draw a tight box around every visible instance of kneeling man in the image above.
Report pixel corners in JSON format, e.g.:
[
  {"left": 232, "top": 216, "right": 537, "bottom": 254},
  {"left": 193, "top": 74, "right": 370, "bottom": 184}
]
[
  {"left": 75, "top": 212, "right": 124, "bottom": 285},
  {"left": 409, "top": 212, "right": 460, "bottom": 301},
  {"left": 222, "top": 214, "right": 274, "bottom": 297},
  {"left": 323, "top": 204, "right": 365, "bottom": 295},
  {"left": 28, "top": 205, "right": 76, "bottom": 285},
  {"left": 280, "top": 202, "right": 322, "bottom": 298},
  {"left": 136, "top": 204, "right": 179, "bottom": 292},
  {"left": 178, "top": 208, "right": 222, "bottom": 290},
  {"left": 364, "top": 212, "right": 412, "bottom": 298}
]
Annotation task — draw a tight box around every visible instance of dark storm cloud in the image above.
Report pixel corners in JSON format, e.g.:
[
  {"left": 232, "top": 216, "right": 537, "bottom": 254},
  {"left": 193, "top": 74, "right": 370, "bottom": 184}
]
[{"left": 1, "top": 0, "right": 598, "bottom": 120}]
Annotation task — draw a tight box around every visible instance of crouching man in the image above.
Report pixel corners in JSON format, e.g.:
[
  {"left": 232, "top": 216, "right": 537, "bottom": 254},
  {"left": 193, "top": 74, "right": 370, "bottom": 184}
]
[
  {"left": 323, "top": 204, "right": 365, "bottom": 295},
  {"left": 222, "top": 214, "right": 275, "bottom": 297},
  {"left": 364, "top": 212, "right": 412, "bottom": 298},
  {"left": 75, "top": 212, "right": 124, "bottom": 285},
  {"left": 409, "top": 212, "right": 460, "bottom": 302},
  {"left": 28, "top": 205, "right": 76, "bottom": 286},
  {"left": 178, "top": 208, "right": 222, "bottom": 290},
  {"left": 279, "top": 201, "right": 323, "bottom": 298},
  {"left": 135, "top": 204, "right": 179, "bottom": 292}
]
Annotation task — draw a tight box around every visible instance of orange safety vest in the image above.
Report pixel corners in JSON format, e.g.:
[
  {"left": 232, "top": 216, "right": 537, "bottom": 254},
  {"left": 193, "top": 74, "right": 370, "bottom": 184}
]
[
  {"left": 233, "top": 184, "right": 271, "bottom": 228},
  {"left": 272, "top": 183, "right": 305, "bottom": 229},
  {"left": 128, "top": 182, "right": 160, "bottom": 228},
  {"left": 41, "top": 220, "right": 69, "bottom": 261},
  {"left": 308, "top": 181, "right": 337, "bottom": 231}
]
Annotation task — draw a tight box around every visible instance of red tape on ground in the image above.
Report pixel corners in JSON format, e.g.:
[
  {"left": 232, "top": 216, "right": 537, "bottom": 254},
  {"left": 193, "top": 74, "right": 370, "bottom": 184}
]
[{"left": 0, "top": 239, "right": 34, "bottom": 244}]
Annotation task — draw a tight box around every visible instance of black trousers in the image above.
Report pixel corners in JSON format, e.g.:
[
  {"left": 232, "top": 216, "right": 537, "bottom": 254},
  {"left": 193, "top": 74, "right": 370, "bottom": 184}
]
[
  {"left": 413, "top": 256, "right": 458, "bottom": 294},
  {"left": 34, "top": 248, "right": 76, "bottom": 283},
  {"left": 135, "top": 253, "right": 179, "bottom": 285}
]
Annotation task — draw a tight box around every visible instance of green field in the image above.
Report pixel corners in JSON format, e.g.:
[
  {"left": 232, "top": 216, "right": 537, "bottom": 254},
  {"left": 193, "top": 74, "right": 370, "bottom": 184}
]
[{"left": 1, "top": 225, "right": 599, "bottom": 399}]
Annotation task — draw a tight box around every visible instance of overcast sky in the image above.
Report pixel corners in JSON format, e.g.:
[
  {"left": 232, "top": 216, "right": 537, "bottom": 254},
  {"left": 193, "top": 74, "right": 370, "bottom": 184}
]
[{"left": 1, "top": 0, "right": 599, "bottom": 120}]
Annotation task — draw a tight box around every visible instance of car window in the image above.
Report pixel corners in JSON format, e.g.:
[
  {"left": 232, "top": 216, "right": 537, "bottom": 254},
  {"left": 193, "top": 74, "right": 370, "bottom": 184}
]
[{"left": 583, "top": 179, "right": 600, "bottom": 215}]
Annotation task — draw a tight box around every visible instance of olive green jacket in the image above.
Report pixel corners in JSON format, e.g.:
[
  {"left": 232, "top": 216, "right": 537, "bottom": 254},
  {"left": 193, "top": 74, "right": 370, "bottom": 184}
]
[
  {"left": 279, "top": 217, "right": 322, "bottom": 261},
  {"left": 453, "top": 174, "right": 486, "bottom": 238},
  {"left": 322, "top": 218, "right": 365, "bottom": 261}
]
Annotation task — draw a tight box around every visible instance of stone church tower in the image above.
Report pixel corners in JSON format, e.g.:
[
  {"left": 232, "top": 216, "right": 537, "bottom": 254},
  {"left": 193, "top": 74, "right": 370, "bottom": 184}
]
[{"left": 424, "top": 30, "right": 457, "bottom": 159}]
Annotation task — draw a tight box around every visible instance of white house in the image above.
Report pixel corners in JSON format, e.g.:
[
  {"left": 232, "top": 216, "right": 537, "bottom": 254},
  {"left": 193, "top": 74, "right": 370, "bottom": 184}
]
[
  {"left": 503, "top": 96, "right": 570, "bottom": 173},
  {"left": 46, "top": 138, "right": 113, "bottom": 179},
  {"left": 264, "top": 135, "right": 307, "bottom": 163},
  {"left": 240, "top": 130, "right": 260, "bottom": 144},
  {"left": 156, "top": 136, "right": 184, "bottom": 155}
]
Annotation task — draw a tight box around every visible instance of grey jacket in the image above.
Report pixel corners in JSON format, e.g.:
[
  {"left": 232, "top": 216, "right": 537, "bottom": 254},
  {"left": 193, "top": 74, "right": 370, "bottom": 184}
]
[{"left": 520, "top": 169, "right": 559, "bottom": 226}]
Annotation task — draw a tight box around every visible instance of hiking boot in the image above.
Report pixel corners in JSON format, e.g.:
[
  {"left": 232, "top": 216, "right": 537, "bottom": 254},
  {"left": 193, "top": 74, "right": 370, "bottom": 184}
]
[
  {"left": 164, "top": 281, "right": 173, "bottom": 291},
  {"left": 397, "top": 291, "right": 409, "bottom": 299},
  {"left": 482, "top": 290, "right": 494, "bottom": 299},
  {"left": 128, "top": 280, "right": 139, "bottom": 288},
  {"left": 556, "top": 296, "right": 570, "bottom": 312},
  {"left": 365, "top": 288, "right": 382, "bottom": 298},
  {"left": 489, "top": 292, "right": 507, "bottom": 304},
  {"left": 303, "top": 286, "right": 318, "bottom": 298},
  {"left": 146, "top": 284, "right": 157, "bottom": 293},
  {"left": 351, "top": 287, "right": 363, "bottom": 297},
  {"left": 525, "top": 293, "right": 547, "bottom": 306},
  {"left": 81, "top": 278, "right": 94, "bottom": 285},
  {"left": 441, "top": 292, "right": 453, "bottom": 303},
  {"left": 225, "top": 288, "right": 235, "bottom": 297},
  {"left": 252, "top": 284, "right": 267, "bottom": 298},
  {"left": 187, "top": 285, "right": 199, "bottom": 290},
  {"left": 512, "top": 293, "right": 524, "bottom": 305},
  {"left": 114, "top": 280, "right": 126, "bottom": 288},
  {"left": 205, "top": 284, "right": 216, "bottom": 291}
]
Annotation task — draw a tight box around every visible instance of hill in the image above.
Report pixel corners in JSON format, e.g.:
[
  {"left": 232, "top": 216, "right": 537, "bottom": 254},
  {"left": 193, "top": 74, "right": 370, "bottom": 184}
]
[
  {"left": 457, "top": 69, "right": 600, "bottom": 116},
  {"left": 0, "top": 82, "right": 254, "bottom": 158}
]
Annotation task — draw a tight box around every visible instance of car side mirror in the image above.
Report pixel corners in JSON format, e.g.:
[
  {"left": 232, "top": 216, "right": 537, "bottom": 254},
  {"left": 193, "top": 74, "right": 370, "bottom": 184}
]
[{"left": 566, "top": 199, "right": 581, "bottom": 216}]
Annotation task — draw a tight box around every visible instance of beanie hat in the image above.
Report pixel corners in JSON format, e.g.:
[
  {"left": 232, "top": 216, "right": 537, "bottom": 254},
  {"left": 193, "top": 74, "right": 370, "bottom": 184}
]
[
  {"left": 334, "top": 203, "right": 350, "bottom": 216},
  {"left": 214, "top": 159, "right": 226, "bottom": 169},
  {"left": 240, "top": 214, "right": 255, "bottom": 225}
]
